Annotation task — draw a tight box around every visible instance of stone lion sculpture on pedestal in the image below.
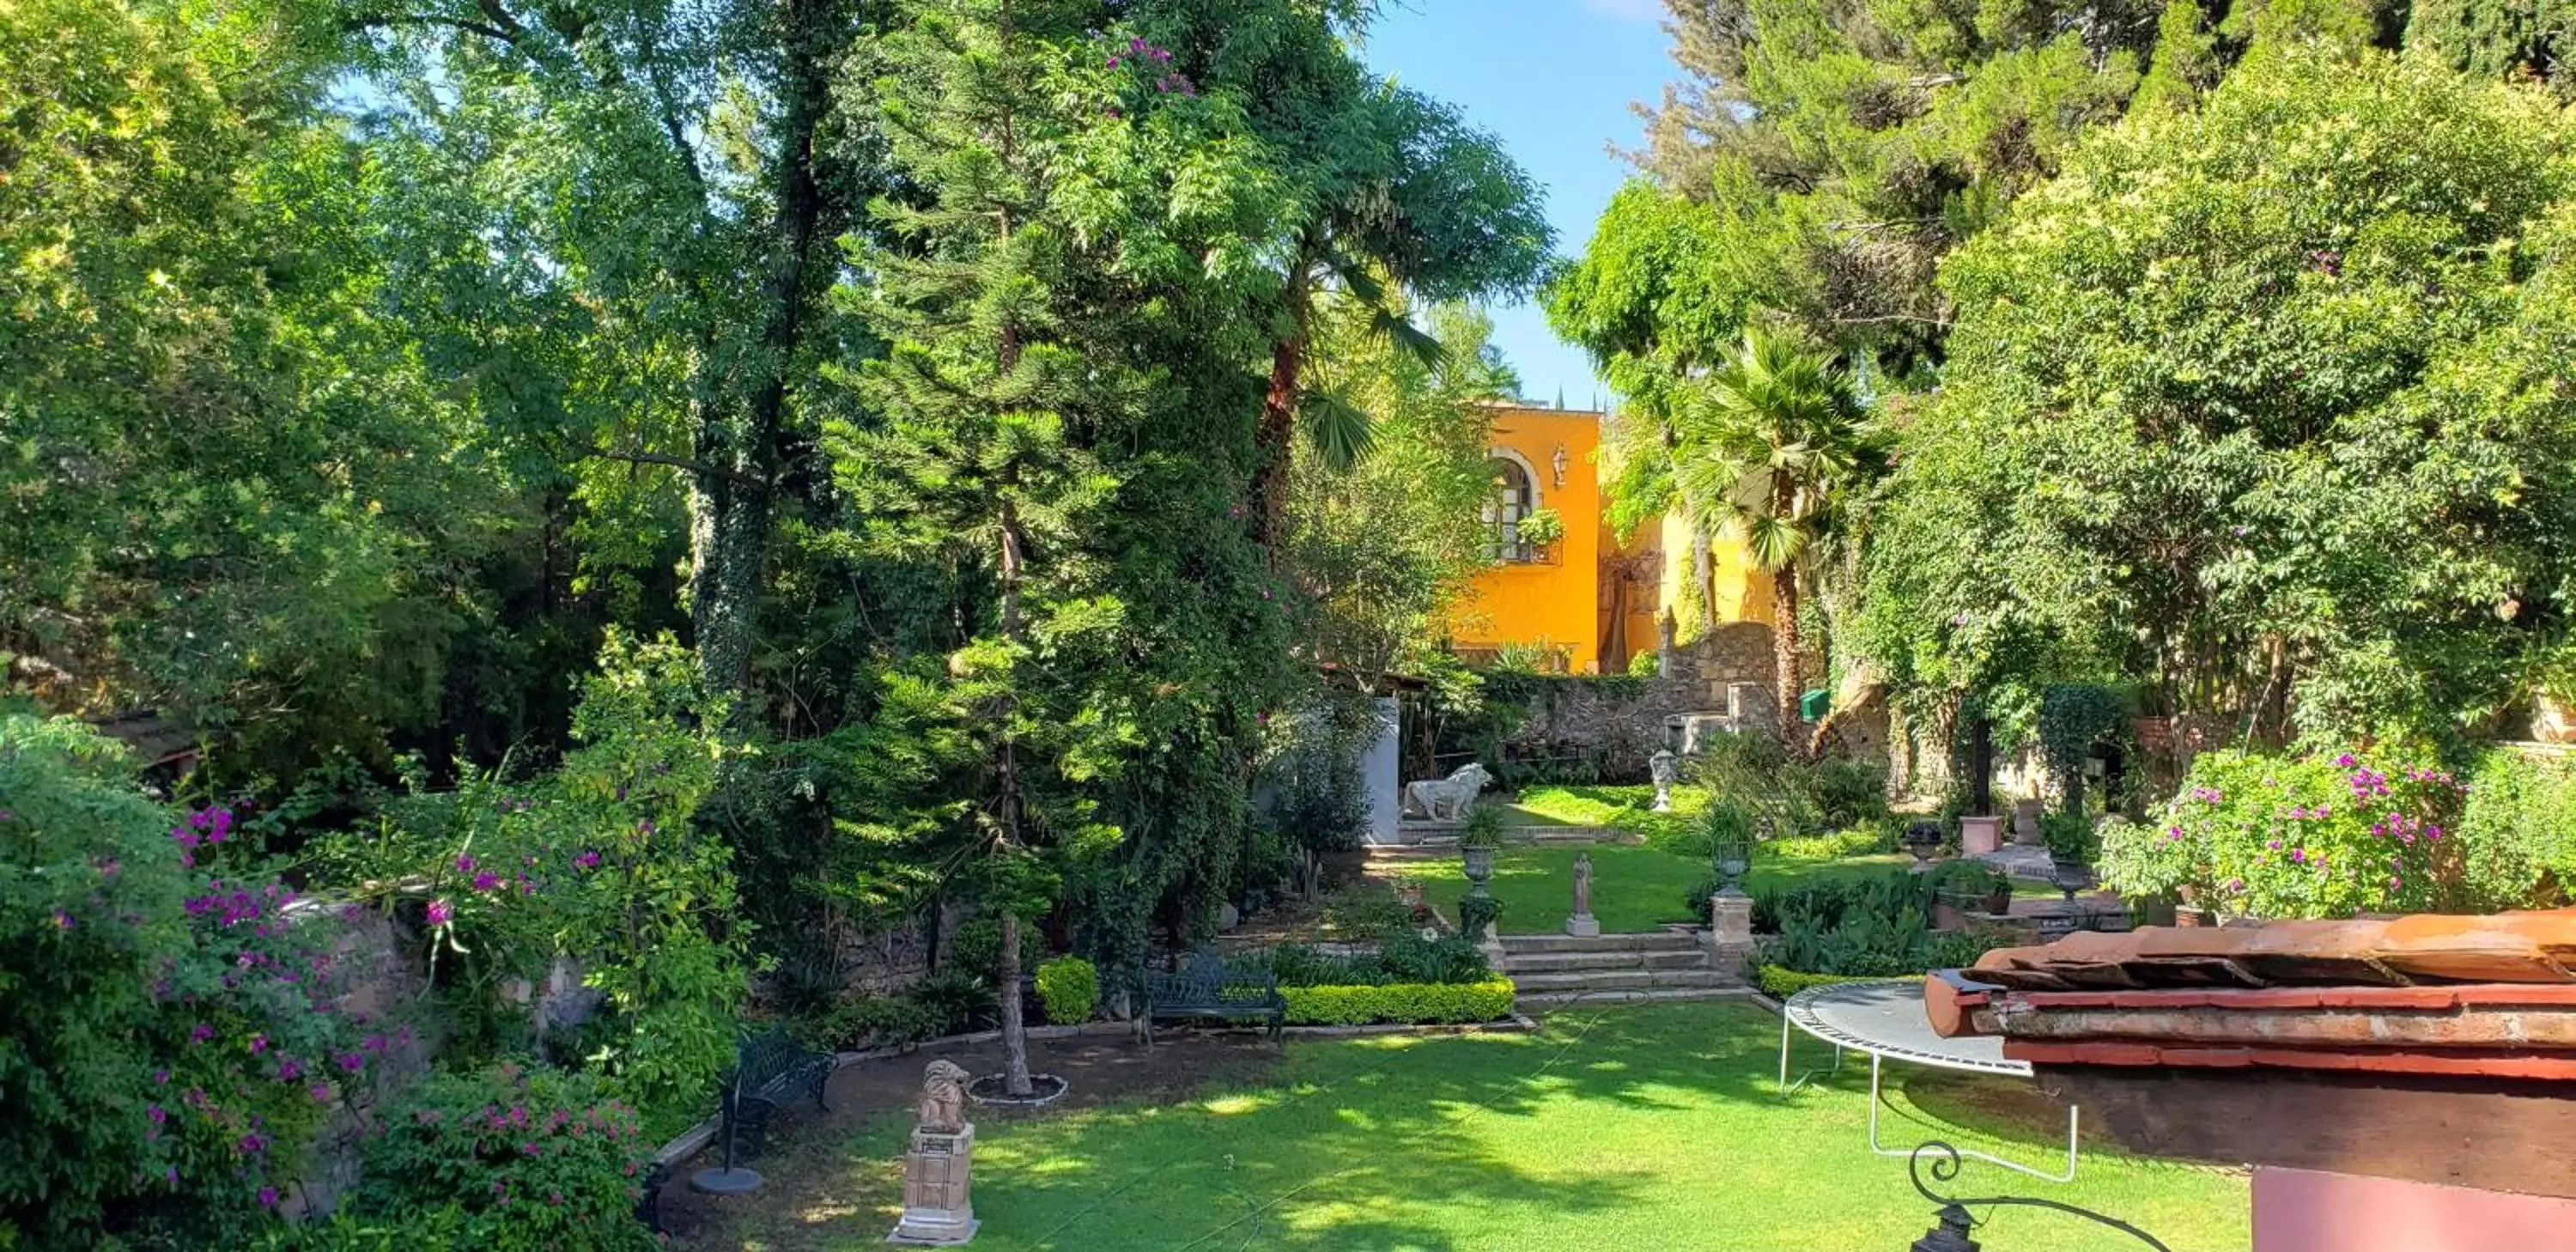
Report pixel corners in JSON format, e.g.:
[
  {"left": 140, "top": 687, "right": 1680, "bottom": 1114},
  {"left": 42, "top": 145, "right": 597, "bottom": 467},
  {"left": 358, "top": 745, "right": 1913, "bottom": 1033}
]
[
  {"left": 1402, "top": 762, "right": 1492, "bottom": 822},
  {"left": 917, "top": 1059, "right": 969, "bottom": 1134}
]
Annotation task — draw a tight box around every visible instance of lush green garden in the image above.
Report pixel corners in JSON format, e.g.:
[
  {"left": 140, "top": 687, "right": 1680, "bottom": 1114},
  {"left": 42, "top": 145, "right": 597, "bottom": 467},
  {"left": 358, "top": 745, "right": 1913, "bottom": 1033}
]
[
  {"left": 11, "top": 0, "right": 2576, "bottom": 1243},
  {"left": 678, "top": 1001, "right": 2250, "bottom": 1251}
]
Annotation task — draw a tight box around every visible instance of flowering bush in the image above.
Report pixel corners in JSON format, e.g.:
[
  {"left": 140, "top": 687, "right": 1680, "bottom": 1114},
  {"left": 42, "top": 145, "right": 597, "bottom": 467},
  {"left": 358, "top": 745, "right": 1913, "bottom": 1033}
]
[
  {"left": 328, "top": 633, "right": 744, "bottom": 1130},
  {"left": 0, "top": 715, "right": 387, "bottom": 1248},
  {"left": 345, "top": 1066, "right": 657, "bottom": 1252},
  {"left": 2104, "top": 748, "right": 2470, "bottom": 919}
]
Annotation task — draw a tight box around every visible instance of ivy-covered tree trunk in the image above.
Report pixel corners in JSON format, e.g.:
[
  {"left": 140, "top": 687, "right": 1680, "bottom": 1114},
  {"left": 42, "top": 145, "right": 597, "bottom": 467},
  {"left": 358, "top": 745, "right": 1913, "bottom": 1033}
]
[{"left": 690, "top": 0, "right": 835, "bottom": 728}]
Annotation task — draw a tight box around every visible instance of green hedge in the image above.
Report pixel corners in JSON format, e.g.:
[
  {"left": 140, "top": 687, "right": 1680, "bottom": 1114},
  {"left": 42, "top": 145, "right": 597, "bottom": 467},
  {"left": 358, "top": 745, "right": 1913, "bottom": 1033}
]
[
  {"left": 1280, "top": 980, "right": 1517, "bottom": 1026},
  {"left": 1754, "top": 966, "right": 1910, "bottom": 1000}
]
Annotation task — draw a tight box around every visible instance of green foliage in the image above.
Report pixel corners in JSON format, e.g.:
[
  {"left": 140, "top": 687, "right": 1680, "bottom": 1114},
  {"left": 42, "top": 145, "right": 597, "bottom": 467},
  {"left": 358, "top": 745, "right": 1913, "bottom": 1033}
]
[
  {"left": 1757, "top": 872, "right": 2000, "bottom": 977},
  {"left": 345, "top": 1066, "right": 655, "bottom": 1252},
  {"left": 793, "top": 994, "right": 939, "bottom": 1054},
  {"left": 1455, "top": 894, "right": 1502, "bottom": 939},
  {"left": 1237, "top": 933, "right": 1492, "bottom": 988},
  {"left": 2040, "top": 812, "right": 2102, "bottom": 862},
  {"left": 2456, "top": 750, "right": 2576, "bottom": 909},
  {"left": 1926, "top": 860, "right": 2012, "bottom": 902},
  {"left": 0, "top": 0, "right": 518, "bottom": 765},
  {"left": 1035, "top": 957, "right": 1101, "bottom": 1025},
  {"left": 2103, "top": 747, "right": 2470, "bottom": 917},
  {"left": 908, "top": 969, "right": 1001, "bottom": 1037},
  {"left": 328, "top": 635, "right": 744, "bottom": 1127},
  {"left": 1755, "top": 966, "right": 1897, "bottom": 1000},
  {"left": 949, "top": 918, "right": 1046, "bottom": 985},
  {"left": 1277, "top": 980, "right": 1516, "bottom": 1026},
  {"left": 1856, "top": 48, "right": 2576, "bottom": 740},
  {"left": 1458, "top": 805, "right": 1508, "bottom": 848},
  {"left": 0, "top": 715, "right": 395, "bottom": 1248},
  {"left": 2036, "top": 684, "right": 2131, "bottom": 809}
]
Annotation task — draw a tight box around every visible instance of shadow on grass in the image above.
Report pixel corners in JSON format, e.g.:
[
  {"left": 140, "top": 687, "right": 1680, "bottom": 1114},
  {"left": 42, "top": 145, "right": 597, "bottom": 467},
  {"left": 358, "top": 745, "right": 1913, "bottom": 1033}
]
[{"left": 670, "top": 1001, "right": 2247, "bottom": 1252}]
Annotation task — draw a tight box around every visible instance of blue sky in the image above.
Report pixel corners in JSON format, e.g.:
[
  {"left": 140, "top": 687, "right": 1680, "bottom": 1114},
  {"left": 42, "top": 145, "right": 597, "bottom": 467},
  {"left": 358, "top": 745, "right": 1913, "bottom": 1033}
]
[{"left": 1361, "top": 0, "right": 1677, "bottom": 410}]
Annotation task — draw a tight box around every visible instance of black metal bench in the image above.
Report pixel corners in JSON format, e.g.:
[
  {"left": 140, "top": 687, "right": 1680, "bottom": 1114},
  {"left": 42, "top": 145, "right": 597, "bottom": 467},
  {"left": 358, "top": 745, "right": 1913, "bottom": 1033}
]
[
  {"left": 720, "top": 1026, "right": 833, "bottom": 1156},
  {"left": 637, "top": 1028, "right": 834, "bottom": 1232},
  {"left": 1139, "top": 948, "right": 1286, "bottom": 1044}
]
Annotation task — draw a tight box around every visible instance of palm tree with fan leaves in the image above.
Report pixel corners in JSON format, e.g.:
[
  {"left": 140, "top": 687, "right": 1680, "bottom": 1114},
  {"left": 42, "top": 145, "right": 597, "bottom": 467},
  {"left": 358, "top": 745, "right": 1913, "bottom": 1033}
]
[{"left": 1671, "top": 325, "right": 1888, "bottom": 754}]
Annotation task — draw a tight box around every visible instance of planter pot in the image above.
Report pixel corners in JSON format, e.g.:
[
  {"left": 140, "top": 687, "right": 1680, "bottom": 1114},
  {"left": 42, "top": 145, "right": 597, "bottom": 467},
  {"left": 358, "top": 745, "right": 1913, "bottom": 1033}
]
[
  {"left": 1930, "top": 899, "right": 1969, "bottom": 933},
  {"left": 1959, "top": 816, "right": 2002, "bottom": 856},
  {"left": 2011, "top": 799, "right": 2044, "bottom": 846},
  {"left": 1461, "top": 845, "right": 1496, "bottom": 884},
  {"left": 1984, "top": 888, "right": 2014, "bottom": 915},
  {"left": 2048, "top": 854, "right": 2095, "bottom": 901},
  {"left": 2537, "top": 693, "right": 2576, "bottom": 745}
]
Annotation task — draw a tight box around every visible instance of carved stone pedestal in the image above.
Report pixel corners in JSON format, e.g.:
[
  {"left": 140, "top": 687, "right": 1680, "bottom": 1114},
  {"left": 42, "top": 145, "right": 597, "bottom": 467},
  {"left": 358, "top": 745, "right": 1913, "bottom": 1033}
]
[
  {"left": 1708, "top": 893, "right": 1756, "bottom": 979},
  {"left": 887, "top": 1124, "right": 978, "bottom": 1246}
]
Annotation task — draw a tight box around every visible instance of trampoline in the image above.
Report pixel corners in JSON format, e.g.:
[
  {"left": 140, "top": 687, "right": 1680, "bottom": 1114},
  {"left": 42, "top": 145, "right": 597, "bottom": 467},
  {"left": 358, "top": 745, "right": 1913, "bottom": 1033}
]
[{"left": 1774, "top": 979, "right": 2080, "bottom": 1182}]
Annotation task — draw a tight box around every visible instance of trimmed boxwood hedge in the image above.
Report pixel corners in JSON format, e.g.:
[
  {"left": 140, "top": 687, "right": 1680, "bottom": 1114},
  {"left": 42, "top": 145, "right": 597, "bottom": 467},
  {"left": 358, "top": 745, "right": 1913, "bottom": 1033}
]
[
  {"left": 1280, "top": 980, "right": 1516, "bottom": 1026},
  {"left": 1754, "top": 966, "right": 1910, "bottom": 1000}
]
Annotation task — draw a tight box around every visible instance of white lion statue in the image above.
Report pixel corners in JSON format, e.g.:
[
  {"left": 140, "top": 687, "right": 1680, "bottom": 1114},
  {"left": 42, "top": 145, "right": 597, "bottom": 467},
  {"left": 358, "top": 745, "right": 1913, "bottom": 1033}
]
[{"left": 1403, "top": 762, "right": 1492, "bottom": 822}]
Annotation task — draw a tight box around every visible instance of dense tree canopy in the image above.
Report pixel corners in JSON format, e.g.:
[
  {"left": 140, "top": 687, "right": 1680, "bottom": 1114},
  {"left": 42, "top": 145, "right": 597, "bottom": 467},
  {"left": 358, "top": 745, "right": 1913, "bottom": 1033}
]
[{"left": 1847, "top": 44, "right": 2576, "bottom": 742}]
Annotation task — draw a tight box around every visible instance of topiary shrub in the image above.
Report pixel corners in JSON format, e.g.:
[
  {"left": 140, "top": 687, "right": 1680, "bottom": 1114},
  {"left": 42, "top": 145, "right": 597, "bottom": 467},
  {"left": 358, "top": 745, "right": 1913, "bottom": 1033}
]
[
  {"left": 1279, "top": 980, "right": 1516, "bottom": 1025},
  {"left": 1755, "top": 966, "right": 1900, "bottom": 1000},
  {"left": 1035, "top": 956, "right": 1100, "bottom": 1024},
  {"left": 346, "top": 1065, "right": 656, "bottom": 1252}
]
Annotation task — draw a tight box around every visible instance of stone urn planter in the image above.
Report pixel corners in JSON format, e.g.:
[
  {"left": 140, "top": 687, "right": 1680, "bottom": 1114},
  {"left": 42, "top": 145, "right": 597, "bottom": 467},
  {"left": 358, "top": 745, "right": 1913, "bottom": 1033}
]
[
  {"left": 1461, "top": 844, "right": 1496, "bottom": 888},
  {"left": 1959, "top": 815, "right": 2003, "bottom": 856},
  {"left": 2537, "top": 693, "right": 2575, "bottom": 745},
  {"left": 2048, "top": 852, "right": 2096, "bottom": 902},
  {"left": 2011, "top": 798, "right": 2044, "bottom": 846}
]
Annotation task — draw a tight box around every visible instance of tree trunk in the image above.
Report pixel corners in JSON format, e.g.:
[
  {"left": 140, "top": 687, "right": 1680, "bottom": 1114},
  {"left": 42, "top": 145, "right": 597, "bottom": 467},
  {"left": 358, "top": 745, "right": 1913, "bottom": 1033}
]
[
  {"left": 1691, "top": 531, "right": 1715, "bottom": 635},
  {"left": 1771, "top": 568, "right": 1802, "bottom": 751},
  {"left": 997, "top": 909, "right": 1031, "bottom": 1096},
  {"left": 993, "top": 504, "right": 1034, "bottom": 1097},
  {"left": 1253, "top": 295, "right": 1310, "bottom": 552},
  {"left": 689, "top": 0, "right": 832, "bottom": 728}
]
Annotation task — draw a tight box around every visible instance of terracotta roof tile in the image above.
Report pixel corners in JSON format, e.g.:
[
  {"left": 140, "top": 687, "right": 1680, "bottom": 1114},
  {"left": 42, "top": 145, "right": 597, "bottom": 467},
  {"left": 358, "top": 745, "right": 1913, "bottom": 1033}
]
[{"left": 1962, "top": 908, "right": 2576, "bottom": 990}]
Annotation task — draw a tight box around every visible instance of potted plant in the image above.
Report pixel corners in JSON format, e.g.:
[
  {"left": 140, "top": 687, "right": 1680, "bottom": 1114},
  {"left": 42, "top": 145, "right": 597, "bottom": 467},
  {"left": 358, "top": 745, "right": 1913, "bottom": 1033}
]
[
  {"left": 1516, "top": 507, "right": 1564, "bottom": 560},
  {"left": 1901, "top": 818, "right": 1946, "bottom": 866},
  {"left": 2041, "top": 811, "right": 2099, "bottom": 901},
  {"left": 1929, "top": 860, "right": 2013, "bottom": 929},
  {"left": 1459, "top": 805, "right": 1505, "bottom": 884}
]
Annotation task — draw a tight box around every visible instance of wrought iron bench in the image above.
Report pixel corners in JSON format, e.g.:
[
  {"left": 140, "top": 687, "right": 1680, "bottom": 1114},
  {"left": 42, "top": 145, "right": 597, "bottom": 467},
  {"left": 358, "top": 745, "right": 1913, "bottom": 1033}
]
[
  {"left": 1139, "top": 948, "right": 1286, "bottom": 1044},
  {"left": 639, "top": 1027, "right": 834, "bottom": 1231}
]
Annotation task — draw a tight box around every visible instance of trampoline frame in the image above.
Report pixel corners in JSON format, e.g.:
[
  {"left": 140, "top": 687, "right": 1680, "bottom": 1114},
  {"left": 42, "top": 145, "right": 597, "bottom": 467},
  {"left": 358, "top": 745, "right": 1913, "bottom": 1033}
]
[{"left": 1774, "top": 980, "right": 2080, "bottom": 1183}]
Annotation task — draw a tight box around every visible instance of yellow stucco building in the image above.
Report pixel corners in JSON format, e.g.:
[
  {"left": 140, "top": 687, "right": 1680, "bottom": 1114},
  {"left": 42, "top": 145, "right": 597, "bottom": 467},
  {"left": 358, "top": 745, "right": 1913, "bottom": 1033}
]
[{"left": 1443, "top": 404, "right": 1774, "bottom": 675}]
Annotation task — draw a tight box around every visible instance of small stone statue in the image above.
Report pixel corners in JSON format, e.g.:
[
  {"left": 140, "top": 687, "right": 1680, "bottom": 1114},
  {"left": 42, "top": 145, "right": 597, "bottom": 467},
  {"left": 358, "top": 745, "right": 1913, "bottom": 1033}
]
[
  {"left": 916, "top": 1059, "right": 969, "bottom": 1133},
  {"left": 890, "top": 1060, "right": 979, "bottom": 1245},
  {"left": 1565, "top": 852, "right": 1600, "bottom": 938},
  {"left": 1649, "top": 749, "right": 1678, "bottom": 813}
]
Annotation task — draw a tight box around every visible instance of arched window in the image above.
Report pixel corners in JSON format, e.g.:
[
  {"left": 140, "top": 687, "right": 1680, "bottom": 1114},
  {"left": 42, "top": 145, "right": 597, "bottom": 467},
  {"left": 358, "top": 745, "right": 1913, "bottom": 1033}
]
[{"left": 1485, "top": 456, "right": 1535, "bottom": 562}]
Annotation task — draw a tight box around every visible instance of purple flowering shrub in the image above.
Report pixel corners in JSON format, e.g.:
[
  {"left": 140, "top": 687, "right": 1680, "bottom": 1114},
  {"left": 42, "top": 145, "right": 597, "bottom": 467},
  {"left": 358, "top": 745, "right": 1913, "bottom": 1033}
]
[
  {"left": 0, "top": 715, "right": 386, "bottom": 1248},
  {"left": 2102, "top": 747, "right": 2470, "bottom": 919},
  {"left": 336, "top": 634, "right": 744, "bottom": 1129},
  {"left": 346, "top": 1066, "right": 657, "bottom": 1252}
]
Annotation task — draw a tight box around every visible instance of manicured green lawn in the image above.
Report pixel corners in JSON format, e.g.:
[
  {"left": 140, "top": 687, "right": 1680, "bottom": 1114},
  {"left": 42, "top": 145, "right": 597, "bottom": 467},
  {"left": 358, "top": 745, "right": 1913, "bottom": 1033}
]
[
  {"left": 1494, "top": 783, "right": 1697, "bottom": 830},
  {"left": 695, "top": 1001, "right": 2248, "bottom": 1250}
]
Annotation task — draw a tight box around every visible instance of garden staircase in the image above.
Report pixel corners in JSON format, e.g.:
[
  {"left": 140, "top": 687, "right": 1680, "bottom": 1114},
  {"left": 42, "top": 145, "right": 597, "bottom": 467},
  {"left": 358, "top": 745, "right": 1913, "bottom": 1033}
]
[{"left": 1499, "top": 931, "right": 1747, "bottom": 1009}]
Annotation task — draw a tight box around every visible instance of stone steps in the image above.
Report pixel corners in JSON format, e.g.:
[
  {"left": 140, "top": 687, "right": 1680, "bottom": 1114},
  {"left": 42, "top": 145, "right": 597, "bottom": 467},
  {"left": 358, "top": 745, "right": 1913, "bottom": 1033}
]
[
  {"left": 1498, "top": 931, "right": 1700, "bottom": 955},
  {"left": 1505, "top": 949, "right": 1707, "bottom": 973},
  {"left": 1516, "top": 986, "right": 1756, "bottom": 1009},
  {"left": 1510, "top": 967, "right": 1739, "bottom": 992},
  {"left": 1496, "top": 927, "right": 1743, "bottom": 1008}
]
